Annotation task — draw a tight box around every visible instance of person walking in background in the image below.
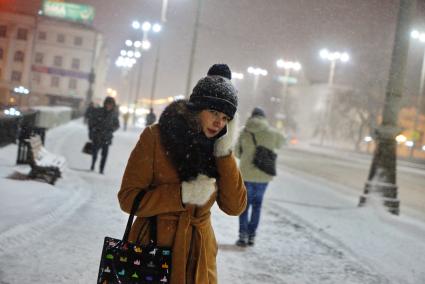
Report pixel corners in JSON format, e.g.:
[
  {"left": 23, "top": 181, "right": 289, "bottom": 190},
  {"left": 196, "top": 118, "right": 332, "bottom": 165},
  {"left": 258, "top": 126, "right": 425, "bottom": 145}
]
[
  {"left": 145, "top": 107, "right": 157, "bottom": 126},
  {"left": 122, "top": 111, "right": 130, "bottom": 131},
  {"left": 88, "top": 96, "right": 120, "bottom": 174},
  {"left": 118, "top": 64, "right": 246, "bottom": 283},
  {"left": 235, "top": 107, "right": 285, "bottom": 247}
]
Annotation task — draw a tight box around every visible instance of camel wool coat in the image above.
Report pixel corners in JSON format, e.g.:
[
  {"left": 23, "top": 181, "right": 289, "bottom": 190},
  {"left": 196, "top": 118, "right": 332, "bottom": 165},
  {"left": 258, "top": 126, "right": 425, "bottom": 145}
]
[{"left": 118, "top": 125, "right": 247, "bottom": 283}]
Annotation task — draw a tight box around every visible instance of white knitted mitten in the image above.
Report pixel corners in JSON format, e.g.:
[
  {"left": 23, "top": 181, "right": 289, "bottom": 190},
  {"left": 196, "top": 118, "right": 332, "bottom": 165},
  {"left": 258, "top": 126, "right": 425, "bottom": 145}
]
[{"left": 181, "top": 174, "right": 216, "bottom": 206}]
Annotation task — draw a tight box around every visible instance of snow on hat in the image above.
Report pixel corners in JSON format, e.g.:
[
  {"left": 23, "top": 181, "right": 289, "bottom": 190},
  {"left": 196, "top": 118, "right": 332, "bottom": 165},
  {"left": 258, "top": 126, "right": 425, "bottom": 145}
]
[{"left": 189, "top": 64, "right": 238, "bottom": 119}]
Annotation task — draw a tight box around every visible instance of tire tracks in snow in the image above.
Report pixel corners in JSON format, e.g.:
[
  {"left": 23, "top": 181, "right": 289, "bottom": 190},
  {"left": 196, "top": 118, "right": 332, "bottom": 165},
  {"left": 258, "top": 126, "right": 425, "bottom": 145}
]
[
  {"left": 265, "top": 200, "right": 391, "bottom": 283},
  {"left": 0, "top": 176, "right": 91, "bottom": 256},
  {"left": 0, "top": 123, "right": 93, "bottom": 257}
]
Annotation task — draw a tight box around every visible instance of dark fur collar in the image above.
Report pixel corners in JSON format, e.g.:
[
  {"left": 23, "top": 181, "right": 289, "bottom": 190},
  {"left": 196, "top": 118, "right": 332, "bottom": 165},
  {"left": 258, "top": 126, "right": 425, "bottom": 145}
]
[{"left": 158, "top": 100, "right": 218, "bottom": 182}]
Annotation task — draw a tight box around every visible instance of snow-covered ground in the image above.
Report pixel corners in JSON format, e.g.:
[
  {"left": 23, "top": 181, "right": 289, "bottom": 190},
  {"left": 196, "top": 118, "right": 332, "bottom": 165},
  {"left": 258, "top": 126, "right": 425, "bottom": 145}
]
[{"left": 0, "top": 119, "right": 424, "bottom": 283}]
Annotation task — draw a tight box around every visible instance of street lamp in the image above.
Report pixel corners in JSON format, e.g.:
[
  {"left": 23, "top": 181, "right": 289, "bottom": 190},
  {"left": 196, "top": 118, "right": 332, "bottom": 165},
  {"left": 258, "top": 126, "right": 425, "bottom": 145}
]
[
  {"left": 13, "top": 85, "right": 30, "bottom": 107},
  {"left": 276, "top": 60, "right": 301, "bottom": 102},
  {"left": 409, "top": 29, "right": 425, "bottom": 158},
  {"left": 129, "top": 20, "right": 161, "bottom": 125},
  {"left": 247, "top": 66, "right": 267, "bottom": 105},
  {"left": 318, "top": 48, "right": 350, "bottom": 144},
  {"left": 276, "top": 59, "right": 302, "bottom": 132},
  {"left": 319, "top": 49, "right": 349, "bottom": 86},
  {"left": 149, "top": 0, "right": 169, "bottom": 120}
]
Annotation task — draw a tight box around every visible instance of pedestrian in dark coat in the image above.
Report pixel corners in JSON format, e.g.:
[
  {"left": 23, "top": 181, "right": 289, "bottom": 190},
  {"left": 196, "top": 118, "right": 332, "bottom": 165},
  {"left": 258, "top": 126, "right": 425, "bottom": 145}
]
[
  {"left": 88, "top": 96, "right": 120, "bottom": 174},
  {"left": 235, "top": 107, "right": 285, "bottom": 247},
  {"left": 145, "top": 107, "right": 157, "bottom": 126},
  {"left": 118, "top": 64, "right": 247, "bottom": 283}
]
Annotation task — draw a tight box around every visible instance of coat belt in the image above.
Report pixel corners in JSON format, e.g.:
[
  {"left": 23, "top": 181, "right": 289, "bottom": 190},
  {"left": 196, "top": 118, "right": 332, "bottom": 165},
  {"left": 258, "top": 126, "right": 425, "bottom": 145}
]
[{"left": 168, "top": 210, "right": 211, "bottom": 283}]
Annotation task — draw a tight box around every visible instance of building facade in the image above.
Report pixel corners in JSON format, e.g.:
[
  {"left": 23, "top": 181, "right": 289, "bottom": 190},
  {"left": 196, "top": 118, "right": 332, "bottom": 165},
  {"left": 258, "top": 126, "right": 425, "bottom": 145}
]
[
  {"left": 0, "top": 8, "right": 108, "bottom": 111},
  {"left": 0, "top": 11, "right": 36, "bottom": 108},
  {"left": 30, "top": 16, "right": 108, "bottom": 110}
]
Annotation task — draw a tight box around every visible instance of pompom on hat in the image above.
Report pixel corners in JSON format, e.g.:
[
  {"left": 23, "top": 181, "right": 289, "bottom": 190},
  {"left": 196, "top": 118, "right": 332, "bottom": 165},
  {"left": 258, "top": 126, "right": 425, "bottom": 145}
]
[{"left": 189, "top": 64, "right": 238, "bottom": 119}]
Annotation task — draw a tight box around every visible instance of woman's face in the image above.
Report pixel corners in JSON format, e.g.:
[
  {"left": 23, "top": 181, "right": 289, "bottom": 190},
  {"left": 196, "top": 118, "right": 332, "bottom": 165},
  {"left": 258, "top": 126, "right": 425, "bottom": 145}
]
[{"left": 199, "top": 109, "right": 230, "bottom": 138}]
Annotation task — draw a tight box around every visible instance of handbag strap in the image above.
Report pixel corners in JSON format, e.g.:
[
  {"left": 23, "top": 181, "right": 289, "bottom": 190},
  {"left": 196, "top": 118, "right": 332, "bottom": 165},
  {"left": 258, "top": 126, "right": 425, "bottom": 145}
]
[{"left": 122, "top": 190, "right": 157, "bottom": 245}]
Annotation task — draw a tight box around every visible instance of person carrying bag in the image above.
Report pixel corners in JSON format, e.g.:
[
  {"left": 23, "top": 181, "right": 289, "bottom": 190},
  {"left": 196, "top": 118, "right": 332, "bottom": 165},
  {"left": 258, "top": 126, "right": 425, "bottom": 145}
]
[
  {"left": 115, "top": 64, "right": 247, "bottom": 283},
  {"left": 235, "top": 107, "right": 285, "bottom": 247}
]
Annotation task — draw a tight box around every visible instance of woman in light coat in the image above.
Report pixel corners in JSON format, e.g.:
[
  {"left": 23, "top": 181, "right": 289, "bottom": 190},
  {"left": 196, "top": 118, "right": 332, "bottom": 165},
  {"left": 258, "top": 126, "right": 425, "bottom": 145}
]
[
  {"left": 118, "top": 64, "right": 247, "bottom": 283},
  {"left": 235, "top": 107, "right": 285, "bottom": 246}
]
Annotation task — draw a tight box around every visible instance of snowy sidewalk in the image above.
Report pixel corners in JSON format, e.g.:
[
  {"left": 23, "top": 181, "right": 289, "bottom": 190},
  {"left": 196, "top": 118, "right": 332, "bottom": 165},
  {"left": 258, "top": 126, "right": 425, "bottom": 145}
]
[{"left": 0, "top": 119, "right": 424, "bottom": 283}]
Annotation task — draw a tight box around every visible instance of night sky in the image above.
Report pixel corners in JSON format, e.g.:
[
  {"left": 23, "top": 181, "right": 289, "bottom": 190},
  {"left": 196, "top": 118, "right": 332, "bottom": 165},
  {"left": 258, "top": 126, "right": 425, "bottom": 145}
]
[{"left": 2, "top": 0, "right": 425, "bottom": 110}]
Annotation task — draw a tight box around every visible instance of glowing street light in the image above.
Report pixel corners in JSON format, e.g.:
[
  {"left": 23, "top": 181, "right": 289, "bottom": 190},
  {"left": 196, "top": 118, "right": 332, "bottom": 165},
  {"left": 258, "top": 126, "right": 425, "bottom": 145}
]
[
  {"left": 276, "top": 59, "right": 302, "bottom": 122},
  {"left": 319, "top": 48, "right": 350, "bottom": 85},
  {"left": 247, "top": 66, "right": 267, "bottom": 104},
  {"left": 232, "top": 72, "right": 244, "bottom": 80},
  {"left": 247, "top": 66, "right": 268, "bottom": 76},
  {"left": 13, "top": 86, "right": 30, "bottom": 94},
  {"left": 142, "top": 21, "right": 152, "bottom": 32},
  {"left": 141, "top": 40, "right": 151, "bottom": 50},
  {"left": 129, "top": 19, "right": 162, "bottom": 125},
  {"left": 318, "top": 48, "right": 350, "bottom": 145},
  {"left": 152, "top": 23, "right": 162, "bottom": 33},
  {"left": 276, "top": 59, "right": 302, "bottom": 71},
  {"left": 132, "top": 20, "right": 141, "bottom": 30}
]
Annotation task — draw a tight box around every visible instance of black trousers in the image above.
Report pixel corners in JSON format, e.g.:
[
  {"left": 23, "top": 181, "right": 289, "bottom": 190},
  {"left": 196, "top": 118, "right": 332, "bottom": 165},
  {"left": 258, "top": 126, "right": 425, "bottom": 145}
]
[{"left": 91, "top": 143, "right": 109, "bottom": 173}]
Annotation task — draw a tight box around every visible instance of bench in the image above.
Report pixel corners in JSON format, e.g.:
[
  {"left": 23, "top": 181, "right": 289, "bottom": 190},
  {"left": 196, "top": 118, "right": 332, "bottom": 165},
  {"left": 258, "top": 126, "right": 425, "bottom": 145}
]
[{"left": 25, "top": 134, "right": 66, "bottom": 185}]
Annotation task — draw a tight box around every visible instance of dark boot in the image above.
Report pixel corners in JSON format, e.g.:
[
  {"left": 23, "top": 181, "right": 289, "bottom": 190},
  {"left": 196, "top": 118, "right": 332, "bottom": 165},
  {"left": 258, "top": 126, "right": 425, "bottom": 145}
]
[
  {"left": 248, "top": 235, "right": 255, "bottom": 246},
  {"left": 235, "top": 235, "right": 248, "bottom": 247}
]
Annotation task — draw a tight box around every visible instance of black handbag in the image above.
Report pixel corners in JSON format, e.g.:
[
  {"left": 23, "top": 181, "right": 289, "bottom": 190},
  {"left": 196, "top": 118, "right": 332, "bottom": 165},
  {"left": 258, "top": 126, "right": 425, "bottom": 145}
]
[
  {"left": 97, "top": 190, "right": 172, "bottom": 283},
  {"left": 82, "top": 141, "right": 93, "bottom": 155},
  {"left": 248, "top": 132, "right": 277, "bottom": 176}
]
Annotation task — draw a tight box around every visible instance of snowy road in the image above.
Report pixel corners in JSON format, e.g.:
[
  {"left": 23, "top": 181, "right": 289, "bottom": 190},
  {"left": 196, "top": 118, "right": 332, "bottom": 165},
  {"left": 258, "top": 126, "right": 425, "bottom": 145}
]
[
  {"left": 280, "top": 146, "right": 425, "bottom": 221},
  {"left": 0, "top": 120, "right": 424, "bottom": 283}
]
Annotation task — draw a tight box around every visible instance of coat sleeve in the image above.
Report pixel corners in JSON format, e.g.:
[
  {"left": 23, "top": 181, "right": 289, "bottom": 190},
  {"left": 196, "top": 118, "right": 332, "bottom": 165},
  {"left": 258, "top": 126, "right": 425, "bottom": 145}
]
[
  {"left": 215, "top": 153, "right": 247, "bottom": 216},
  {"left": 112, "top": 113, "right": 120, "bottom": 132},
  {"left": 118, "top": 127, "right": 185, "bottom": 217}
]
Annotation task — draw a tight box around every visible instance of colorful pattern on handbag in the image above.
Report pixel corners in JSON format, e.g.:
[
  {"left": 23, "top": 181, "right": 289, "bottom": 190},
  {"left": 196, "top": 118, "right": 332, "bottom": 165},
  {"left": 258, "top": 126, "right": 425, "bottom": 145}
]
[
  {"left": 98, "top": 237, "right": 171, "bottom": 283},
  {"left": 97, "top": 190, "right": 172, "bottom": 284}
]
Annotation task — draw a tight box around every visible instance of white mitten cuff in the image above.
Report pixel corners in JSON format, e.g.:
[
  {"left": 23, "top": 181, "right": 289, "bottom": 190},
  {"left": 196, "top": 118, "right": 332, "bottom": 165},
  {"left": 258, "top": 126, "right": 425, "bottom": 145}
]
[
  {"left": 214, "top": 113, "right": 238, "bottom": 157},
  {"left": 181, "top": 174, "right": 216, "bottom": 206}
]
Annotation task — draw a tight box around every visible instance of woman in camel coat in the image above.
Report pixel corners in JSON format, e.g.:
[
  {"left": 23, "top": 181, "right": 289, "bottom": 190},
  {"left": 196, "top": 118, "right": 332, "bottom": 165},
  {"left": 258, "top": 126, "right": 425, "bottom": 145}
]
[{"left": 118, "top": 64, "right": 247, "bottom": 283}]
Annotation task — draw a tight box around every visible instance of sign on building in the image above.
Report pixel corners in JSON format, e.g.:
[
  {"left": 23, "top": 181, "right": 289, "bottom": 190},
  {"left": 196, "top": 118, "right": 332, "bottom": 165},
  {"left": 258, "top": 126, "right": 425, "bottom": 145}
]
[{"left": 41, "top": 0, "right": 95, "bottom": 24}]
